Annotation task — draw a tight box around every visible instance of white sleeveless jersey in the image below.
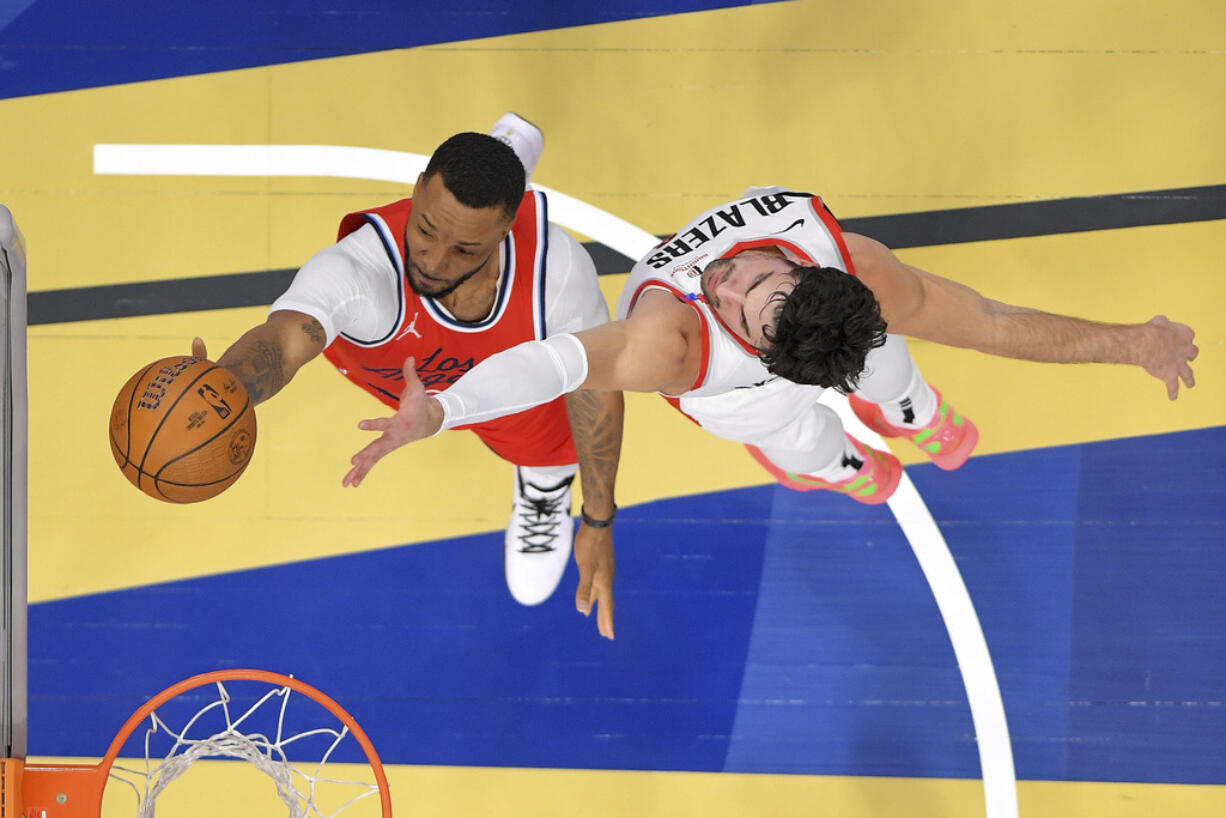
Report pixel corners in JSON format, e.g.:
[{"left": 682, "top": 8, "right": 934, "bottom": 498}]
[{"left": 615, "top": 186, "right": 855, "bottom": 398}]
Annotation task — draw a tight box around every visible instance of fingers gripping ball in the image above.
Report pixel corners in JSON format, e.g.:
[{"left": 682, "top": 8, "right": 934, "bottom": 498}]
[{"left": 109, "top": 356, "right": 257, "bottom": 503}]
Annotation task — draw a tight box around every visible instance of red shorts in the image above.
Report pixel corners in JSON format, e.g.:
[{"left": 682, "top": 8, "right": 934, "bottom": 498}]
[{"left": 455, "top": 396, "right": 576, "bottom": 467}]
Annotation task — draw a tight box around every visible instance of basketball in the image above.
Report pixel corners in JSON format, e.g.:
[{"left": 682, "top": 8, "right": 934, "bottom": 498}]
[{"left": 109, "top": 356, "right": 257, "bottom": 503}]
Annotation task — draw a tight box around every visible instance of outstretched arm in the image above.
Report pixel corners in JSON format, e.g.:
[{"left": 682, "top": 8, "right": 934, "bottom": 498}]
[
  {"left": 343, "top": 290, "right": 699, "bottom": 485},
  {"left": 846, "top": 233, "right": 1199, "bottom": 400},
  {"left": 196, "top": 310, "right": 328, "bottom": 404}
]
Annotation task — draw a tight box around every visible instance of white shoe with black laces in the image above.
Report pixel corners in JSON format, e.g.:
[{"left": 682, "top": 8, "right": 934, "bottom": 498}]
[{"left": 505, "top": 465, "right": 576, "bottom": 606}]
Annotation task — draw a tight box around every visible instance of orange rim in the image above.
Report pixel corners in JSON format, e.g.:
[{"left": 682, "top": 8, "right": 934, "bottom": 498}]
[{"left": 97, "top": 669, "right": 392, "bottom": 817}]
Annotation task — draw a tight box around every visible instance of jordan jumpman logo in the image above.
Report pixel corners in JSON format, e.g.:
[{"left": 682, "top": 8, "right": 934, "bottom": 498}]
[{"left": 396, "top": 310, "right": 422, "bottom": 340}]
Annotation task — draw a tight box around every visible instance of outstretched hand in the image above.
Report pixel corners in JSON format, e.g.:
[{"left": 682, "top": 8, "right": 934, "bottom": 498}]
[
  {"left": 343, "top": 356, "right": 444, "bottom": 487},
  {"left": 1140, "top": 316, "right": 1198, "bottom": 400}
]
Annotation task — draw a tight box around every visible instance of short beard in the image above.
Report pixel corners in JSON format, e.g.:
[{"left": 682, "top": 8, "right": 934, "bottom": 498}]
[{"left": 406, "top": 256, "right": 488, "bottom": 299}]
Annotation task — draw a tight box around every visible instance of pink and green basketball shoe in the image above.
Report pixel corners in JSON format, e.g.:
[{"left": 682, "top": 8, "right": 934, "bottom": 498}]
[
  {"left": 849, "top": 388, "right": 978, "bottom": 471},
  {"left": 746, "top": 435, "right": 902, "bottom": 505}
]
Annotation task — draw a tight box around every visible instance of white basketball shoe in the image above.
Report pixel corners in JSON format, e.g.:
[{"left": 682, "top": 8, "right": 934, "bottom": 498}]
[
  {"left": 505, "top": 464, "right": 576, "bottom": 606},
  {"left": 490, "top": 112, "right": 544, "bottom": 186}
]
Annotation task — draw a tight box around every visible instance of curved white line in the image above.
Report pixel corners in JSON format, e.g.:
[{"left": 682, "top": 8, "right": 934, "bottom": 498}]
[
  {"left": 95, "top": 144, "right": 429, "bottom": 185},
  {"left": 92, "top": 144, "right": 660, "bottom": 263},
  {"left": 93, "top": 143, "right": 1016, "bottom": 817},
  {"left": 824, "top": 395, "right": 1017, "bottom": 817}
]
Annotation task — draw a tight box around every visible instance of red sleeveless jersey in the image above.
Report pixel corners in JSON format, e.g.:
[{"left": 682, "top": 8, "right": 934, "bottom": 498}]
[{"left": 323, "top": 192, "right": 576, "bottom": 466}]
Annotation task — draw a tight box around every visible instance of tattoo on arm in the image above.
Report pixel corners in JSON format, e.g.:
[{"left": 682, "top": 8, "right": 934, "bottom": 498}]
[
  {"left": 301, "top": 318, "right": 325, "bottom": 345},
  {"left": 224, "top": 338, "right": 288, "bottom": 405},
  {"left": 219, "top": 315, "right": 324, "bottom": 406},
  {"left": 564, "top": 389, "right": 625, "bottom": 516}
]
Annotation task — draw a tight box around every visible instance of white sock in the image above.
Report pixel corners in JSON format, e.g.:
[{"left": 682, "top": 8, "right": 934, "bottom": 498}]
[
  {"left": 854, "top": 333, "right": 939, "bottom": 429},
  {"left": 880, "top": 380, "right": 939, "bottom": 429},
  {"left": 802, "top": 437, "right": 864, "bottom": 482},
  {"left": 759, "top": 434, "right": 862, "bottom": 483},
  {"left": 858, "top": 367, "right": 939, "bottom": 430}
]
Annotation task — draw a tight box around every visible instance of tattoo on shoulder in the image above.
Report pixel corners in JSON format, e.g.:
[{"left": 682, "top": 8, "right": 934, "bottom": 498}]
[{"left": 301, "top": 319, "right": 325, "bottom": 345}]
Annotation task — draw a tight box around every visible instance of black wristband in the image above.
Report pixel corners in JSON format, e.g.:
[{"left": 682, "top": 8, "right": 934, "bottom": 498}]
[{"left": 580, "top": 504, "right": 617, "bottom": 528}]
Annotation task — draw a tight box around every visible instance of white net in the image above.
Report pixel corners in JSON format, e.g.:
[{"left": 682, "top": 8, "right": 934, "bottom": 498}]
[{"left": 107, "top": 679, "right": 383, "bottom": 818}]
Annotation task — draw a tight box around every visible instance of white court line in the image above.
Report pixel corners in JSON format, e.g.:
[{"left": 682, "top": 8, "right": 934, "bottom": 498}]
[
  {"left": 93, "top": 143, "right": 1017, "bottom": 817},
  {"left": 825, "top": 395, "right": 1017, "bottom": 818},
  {"left": 92, "top": 144, "right": 660, "bottom": 262}
]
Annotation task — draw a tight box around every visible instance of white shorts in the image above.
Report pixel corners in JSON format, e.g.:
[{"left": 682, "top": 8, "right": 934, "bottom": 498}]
[{"left": 676, "top": 377, "right": 826, "bottom": 448}]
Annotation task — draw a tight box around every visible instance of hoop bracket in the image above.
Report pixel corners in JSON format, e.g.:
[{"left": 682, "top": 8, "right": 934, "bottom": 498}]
[
  {"left": 1, "top": 758, "right": 23, "bottom": 818},
  {"left": 19, "top": 764, "right": 104, "bottom": 818}
]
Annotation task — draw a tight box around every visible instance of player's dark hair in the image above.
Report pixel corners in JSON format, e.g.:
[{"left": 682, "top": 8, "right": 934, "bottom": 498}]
[
  {"left": 423, "top": 132, "right": 525, "bottom": 221},
  {"left": 759, "top": 266, "right": 888, "bottom": 392}
]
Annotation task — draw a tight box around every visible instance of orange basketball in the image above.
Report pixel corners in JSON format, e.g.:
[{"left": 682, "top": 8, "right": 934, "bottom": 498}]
[{"left": 109, "top": 356, "right": 257, "bottom": 503}]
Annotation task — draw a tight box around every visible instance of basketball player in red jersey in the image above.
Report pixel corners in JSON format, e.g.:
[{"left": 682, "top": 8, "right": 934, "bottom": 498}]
[
  {"left": 337, "top": 186, "right": 1197, "bottom": 510},
  {"left": 194, "top": 115, "right": 621, "bottom": 639}
]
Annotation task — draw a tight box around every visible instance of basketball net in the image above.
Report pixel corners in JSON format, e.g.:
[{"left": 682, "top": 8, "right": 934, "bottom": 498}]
[{"left": 101, "top": 675, "right": 388, "bottom": 818}]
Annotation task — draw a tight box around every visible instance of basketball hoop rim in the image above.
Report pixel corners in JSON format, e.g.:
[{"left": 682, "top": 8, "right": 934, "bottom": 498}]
[{"left": 98, "top": 668, "right": 393, "bottom": 816}]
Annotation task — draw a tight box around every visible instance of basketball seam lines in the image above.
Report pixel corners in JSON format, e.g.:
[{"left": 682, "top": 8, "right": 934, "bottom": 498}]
[{"left": 151, "top": 397, "right": 253, "bottom": 497}]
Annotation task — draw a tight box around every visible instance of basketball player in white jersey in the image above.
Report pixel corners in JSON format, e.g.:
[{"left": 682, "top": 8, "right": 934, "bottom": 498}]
[
  {"left": 339, "top": 185, "right": 1198, "bottom": 583},
  {"left": 194, "top": 115, "right": 622, "bottom": 639}
]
